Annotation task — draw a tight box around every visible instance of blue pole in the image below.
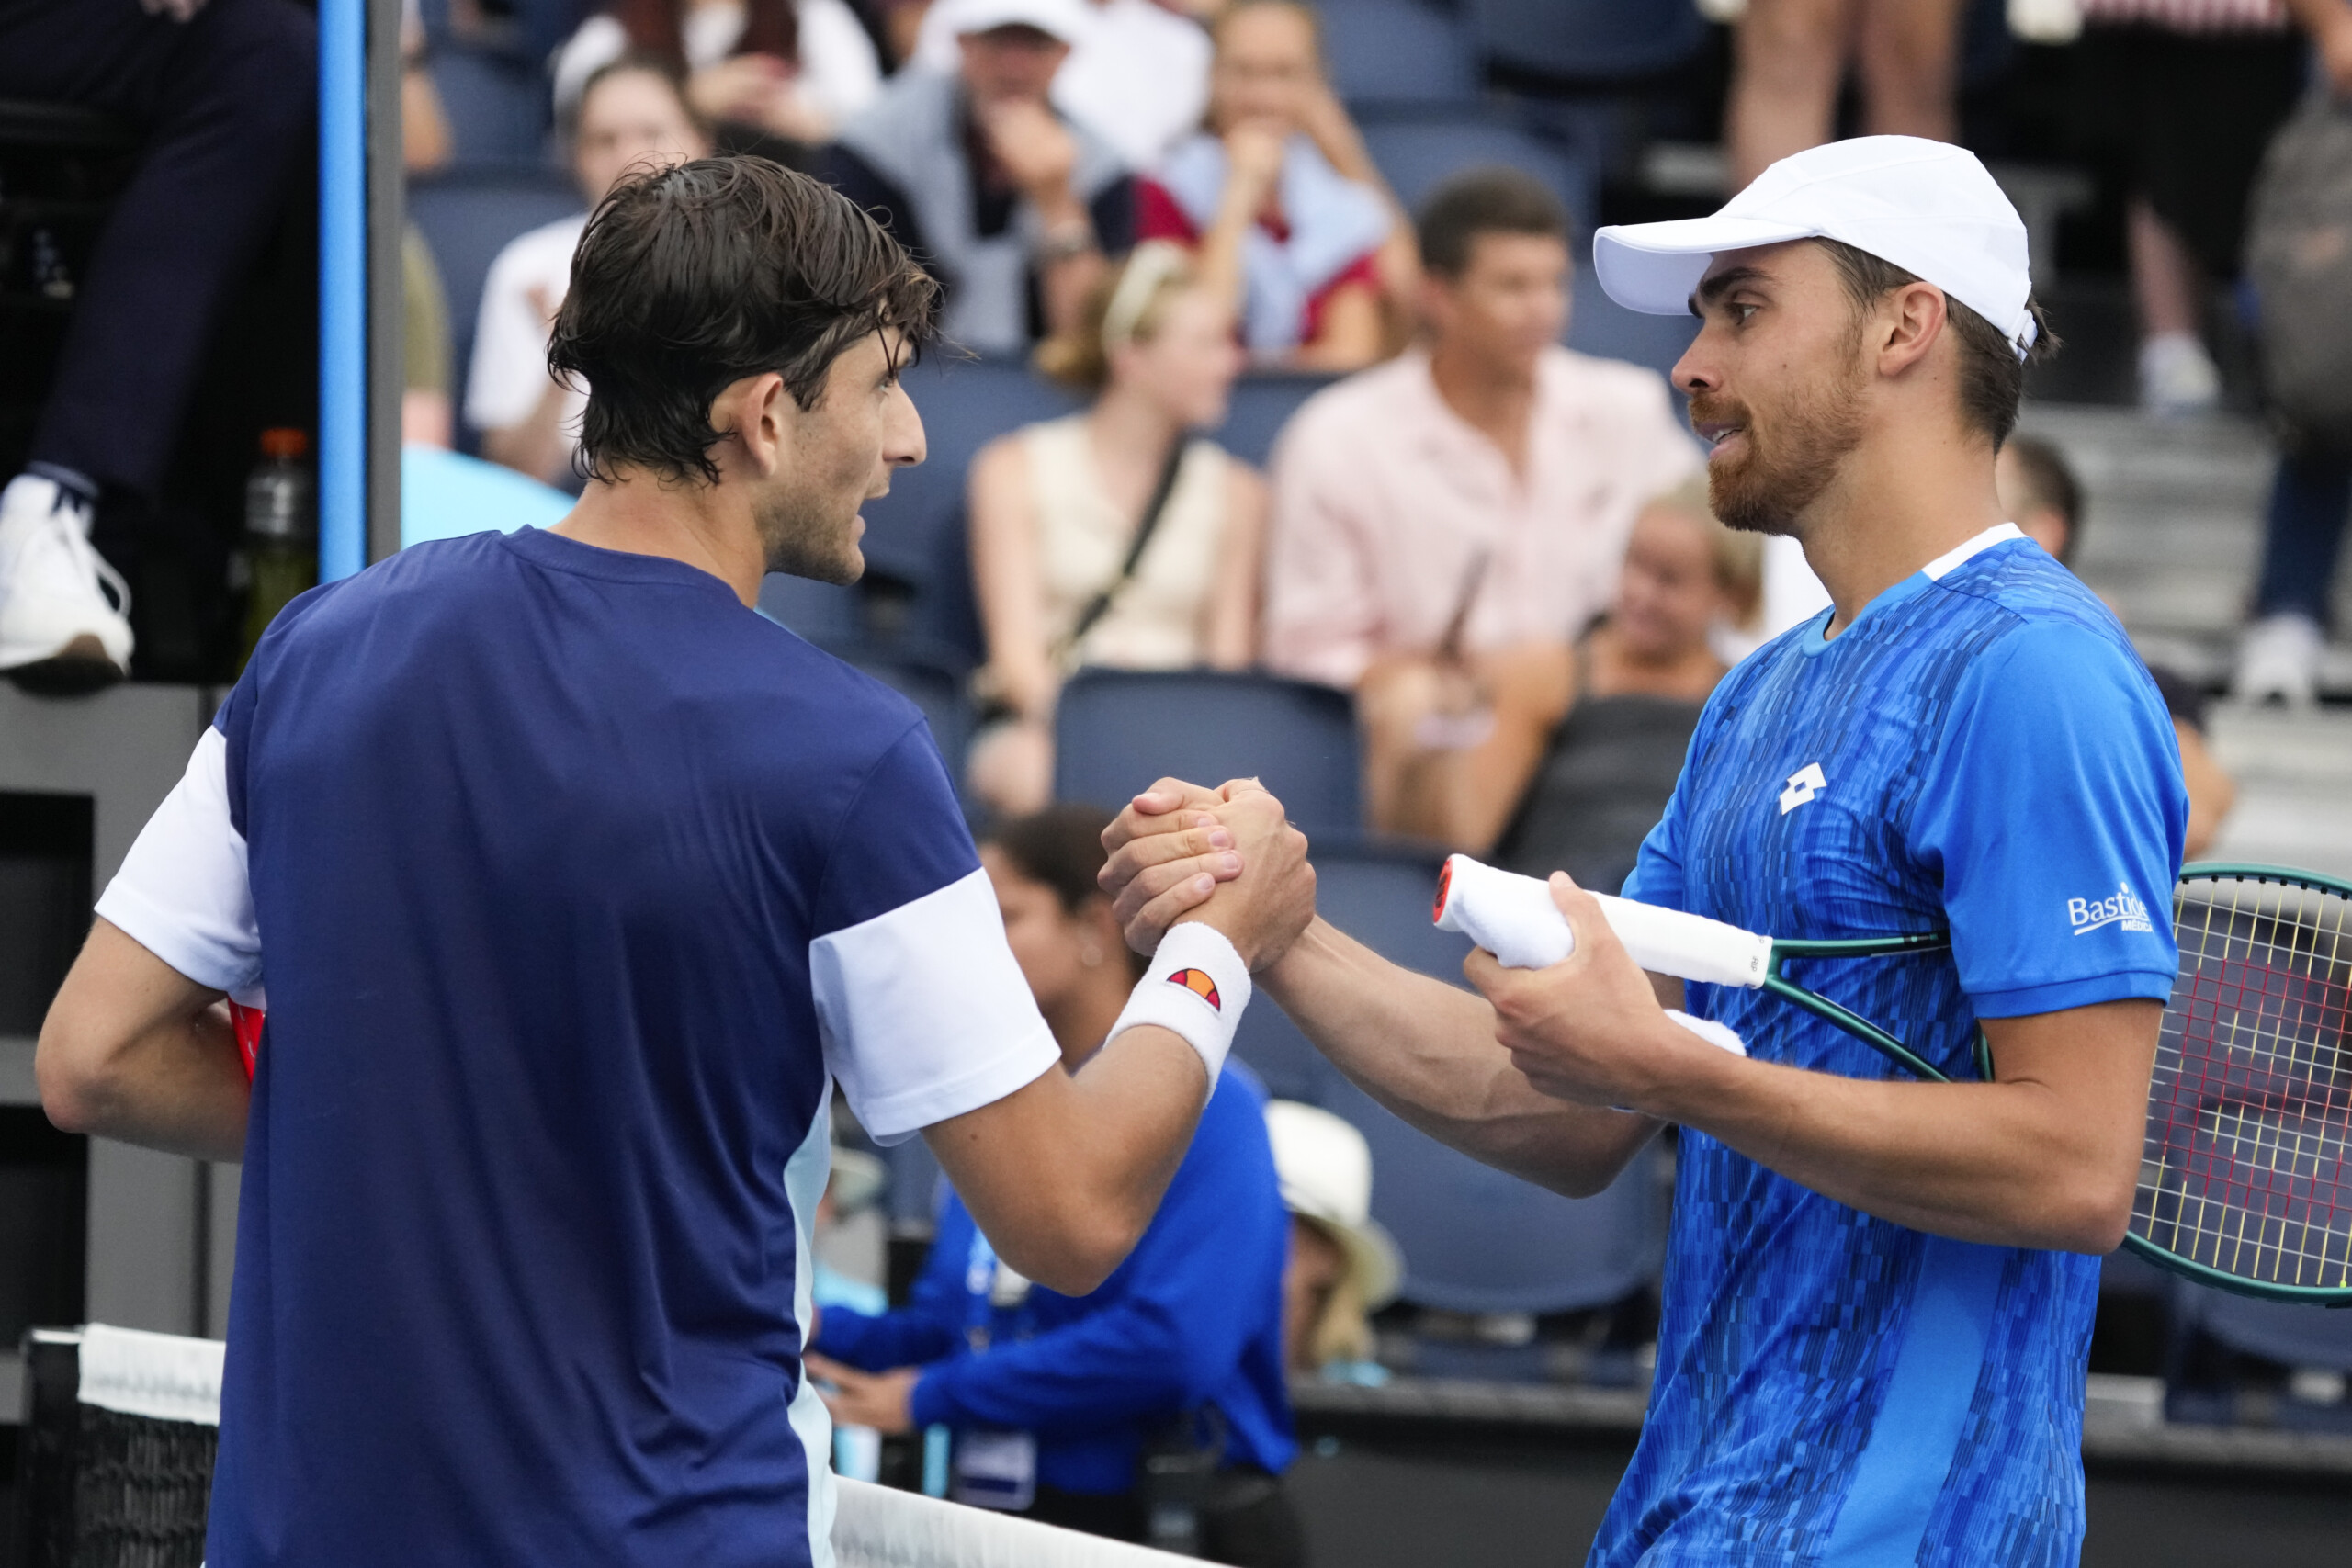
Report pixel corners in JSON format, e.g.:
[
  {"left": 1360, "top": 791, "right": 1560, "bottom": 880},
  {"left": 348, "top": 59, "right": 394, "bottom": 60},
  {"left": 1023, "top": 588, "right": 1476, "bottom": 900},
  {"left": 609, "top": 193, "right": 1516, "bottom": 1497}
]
[{"left": 319, "top": 0, "right": 366, "bottom": 582}]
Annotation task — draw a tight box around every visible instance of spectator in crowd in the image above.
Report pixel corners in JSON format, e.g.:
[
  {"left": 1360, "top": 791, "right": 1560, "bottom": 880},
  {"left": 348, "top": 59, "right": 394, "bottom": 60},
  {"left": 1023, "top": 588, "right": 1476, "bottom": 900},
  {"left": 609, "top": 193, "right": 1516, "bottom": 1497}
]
[
  {"left": 1998, "top": 434, "right": 2236, "bottom": 859},
  {"left": 809, "top": 804, "right": 1301, "bottom": 1565},
  {"left": 911, "top": 0, "right": 1216, "bottom": 170},
  {"left": 1467, "top": 479, "right": 1763, "bottom": 880},
  {"left": 2235, "top": 447, "right": 2350, "bottom": 708},
  {"left": 0, "top": 0, "right": 314, "bottom": 694},
  {"left": 1264, "top": 1100, "right": 1398, "bottom": 1380},
  {"left": 2072, "top": 0, "right": 2352, "bottom": 414},
  {"left": 967, "top": 243, "right": 1266, "bottom": 815},
  {"left": 825, "top": 0, "right": 1132, "bottom": 359},
  {"left": 551, "top": 0, "right": 882, "bottom": 157},
  {"left": 1724, "top": 0, "right": 1964, "bottom": 192},
  {"left": 468, "top": 56, "right": 713, "bottom": 488},
  {"left": 1262, "top": 168, "right": 1698, "bottom": 835},
  {"left": 1139, "top": 0, "right": 1406, "bottom": 371}
]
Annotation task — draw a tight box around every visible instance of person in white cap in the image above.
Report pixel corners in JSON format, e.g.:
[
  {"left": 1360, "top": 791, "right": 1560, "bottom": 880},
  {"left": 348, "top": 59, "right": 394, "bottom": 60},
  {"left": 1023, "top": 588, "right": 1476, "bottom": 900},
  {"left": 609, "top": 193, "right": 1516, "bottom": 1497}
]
[
  {"left": 1263, "top": 1100, "right": 1400, "bottom": 1376},
  {"left": 1098, "top": 136, "right": 2189, "bottom": 1565},
  {"left": 821, "top": 0, "right": 1132, "bottom": 359}
]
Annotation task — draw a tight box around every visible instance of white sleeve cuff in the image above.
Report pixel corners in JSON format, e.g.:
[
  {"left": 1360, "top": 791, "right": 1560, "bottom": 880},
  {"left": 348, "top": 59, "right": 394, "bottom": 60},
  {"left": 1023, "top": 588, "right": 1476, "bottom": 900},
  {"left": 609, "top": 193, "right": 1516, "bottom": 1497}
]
[
  {"left": 810, "top": 867, "right": 1062, "bottom": 1145},
  {"left": 93, "top": 728, "right": 262, "bottom": 997}
]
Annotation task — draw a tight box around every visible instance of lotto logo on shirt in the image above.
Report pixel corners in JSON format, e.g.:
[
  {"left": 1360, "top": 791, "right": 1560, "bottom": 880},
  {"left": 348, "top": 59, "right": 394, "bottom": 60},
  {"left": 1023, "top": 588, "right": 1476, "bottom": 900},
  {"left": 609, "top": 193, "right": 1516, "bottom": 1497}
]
[
  {"left": 2068, "top": 882, "right": 2154, "bottom": 936},
  {"left": 1166, "top": 968, "right": 1222, "bottom": 1010}
]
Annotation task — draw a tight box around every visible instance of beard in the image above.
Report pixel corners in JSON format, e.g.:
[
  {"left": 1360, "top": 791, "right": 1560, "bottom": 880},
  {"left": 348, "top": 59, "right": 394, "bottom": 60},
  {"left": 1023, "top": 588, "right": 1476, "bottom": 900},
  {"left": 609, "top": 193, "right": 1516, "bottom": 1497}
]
[
  {"left": 1690, "top": 349, "right": 1867, "bottom": 537},
  {"left": 754, "top": 484, "right": 864, "bottom": 586}
]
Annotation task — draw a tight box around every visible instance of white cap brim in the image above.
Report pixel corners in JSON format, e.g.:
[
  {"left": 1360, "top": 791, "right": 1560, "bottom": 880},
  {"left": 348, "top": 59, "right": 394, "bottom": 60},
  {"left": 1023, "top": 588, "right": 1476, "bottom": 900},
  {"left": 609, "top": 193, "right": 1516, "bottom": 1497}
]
[{"left": 1592, "top": 214, "right": 1826, "bottom": 318}]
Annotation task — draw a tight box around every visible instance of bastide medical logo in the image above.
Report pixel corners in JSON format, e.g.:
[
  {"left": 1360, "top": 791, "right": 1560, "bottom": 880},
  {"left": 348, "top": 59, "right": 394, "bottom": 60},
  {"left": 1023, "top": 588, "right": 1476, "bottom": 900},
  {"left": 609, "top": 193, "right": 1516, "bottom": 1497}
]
[{"left": 2069, "top": 881, "right": 2154, "bottom": 936}]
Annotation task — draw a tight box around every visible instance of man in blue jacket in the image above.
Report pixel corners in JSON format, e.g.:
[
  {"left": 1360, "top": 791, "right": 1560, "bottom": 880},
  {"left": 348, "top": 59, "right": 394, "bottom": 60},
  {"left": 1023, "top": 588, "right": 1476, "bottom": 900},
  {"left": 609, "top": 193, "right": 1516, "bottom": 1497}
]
[{"left": 809, "top": 806, "right": 1297, "bottom": 1565}]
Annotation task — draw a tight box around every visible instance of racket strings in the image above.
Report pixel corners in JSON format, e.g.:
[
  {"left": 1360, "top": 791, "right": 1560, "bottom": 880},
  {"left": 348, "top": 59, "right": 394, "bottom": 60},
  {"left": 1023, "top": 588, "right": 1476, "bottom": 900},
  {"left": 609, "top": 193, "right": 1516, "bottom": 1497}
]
[{"left": 2135, "top": 875, "right": 2352, "bottom": 1289}]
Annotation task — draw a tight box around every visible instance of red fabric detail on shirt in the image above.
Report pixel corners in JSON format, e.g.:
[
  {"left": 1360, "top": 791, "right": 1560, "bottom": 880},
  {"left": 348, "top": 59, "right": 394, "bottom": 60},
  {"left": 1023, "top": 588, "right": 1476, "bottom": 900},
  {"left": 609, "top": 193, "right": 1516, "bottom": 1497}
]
[
  {"left": 1134, "top": 177, "right": 1381, "bottom": 348},
  {"left": 230, "top": 999, "right": 263, "bottom": 1081}
]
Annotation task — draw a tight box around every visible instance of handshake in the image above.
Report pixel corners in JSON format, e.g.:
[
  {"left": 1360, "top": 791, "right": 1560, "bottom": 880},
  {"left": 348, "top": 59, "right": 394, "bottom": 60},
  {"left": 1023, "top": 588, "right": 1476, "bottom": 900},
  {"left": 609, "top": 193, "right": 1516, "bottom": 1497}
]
[{"left": 1095, "top": 777, "right": 1318, "bottom": 972}]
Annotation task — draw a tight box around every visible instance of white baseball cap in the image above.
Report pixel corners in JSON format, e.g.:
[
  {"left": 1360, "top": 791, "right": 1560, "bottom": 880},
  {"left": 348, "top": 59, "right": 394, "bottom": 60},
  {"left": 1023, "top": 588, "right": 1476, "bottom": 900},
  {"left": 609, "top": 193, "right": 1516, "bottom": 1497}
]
[
  {"left": 1266, "top": 1100, "right": 1402, "bottom": 1310},
  {"left": 1593, "top": 136, "right": 2038, "bottom": 360},
  {"left": 933, "top": 0, "right": 1094, "bottom": 45}
]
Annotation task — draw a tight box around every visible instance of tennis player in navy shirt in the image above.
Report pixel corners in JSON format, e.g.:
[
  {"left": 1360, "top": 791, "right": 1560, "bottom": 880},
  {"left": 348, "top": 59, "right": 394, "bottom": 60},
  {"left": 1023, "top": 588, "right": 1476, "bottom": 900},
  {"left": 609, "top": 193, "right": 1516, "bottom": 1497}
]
[
  {"left": 1102, "top": 138, "right": 2188, "bottom": 1566},
  {"left": 37, "top": 158, "right": 1311, "bottom": 1568}
]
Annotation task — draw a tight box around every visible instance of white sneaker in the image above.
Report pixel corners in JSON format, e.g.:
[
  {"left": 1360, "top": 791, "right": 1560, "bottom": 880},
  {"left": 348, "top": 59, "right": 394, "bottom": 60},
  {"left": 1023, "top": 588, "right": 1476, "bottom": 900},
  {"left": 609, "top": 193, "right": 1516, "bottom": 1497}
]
[
  {"left": 2140, "top": 332, "right": 2222, "bottom": 419},
  {"left": 2233, "top": 613, "right": 2323, "bottom": 708},
  {"left": 0, "top": 472, "right": 133, "bottom": 694}
]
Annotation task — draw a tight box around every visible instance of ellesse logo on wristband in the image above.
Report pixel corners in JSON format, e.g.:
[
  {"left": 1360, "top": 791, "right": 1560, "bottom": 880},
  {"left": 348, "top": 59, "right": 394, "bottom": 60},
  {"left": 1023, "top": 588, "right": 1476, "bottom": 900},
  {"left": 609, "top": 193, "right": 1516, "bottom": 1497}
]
[{"left": 1166, "top": 968, "right": 1222, "bottom": 1010}]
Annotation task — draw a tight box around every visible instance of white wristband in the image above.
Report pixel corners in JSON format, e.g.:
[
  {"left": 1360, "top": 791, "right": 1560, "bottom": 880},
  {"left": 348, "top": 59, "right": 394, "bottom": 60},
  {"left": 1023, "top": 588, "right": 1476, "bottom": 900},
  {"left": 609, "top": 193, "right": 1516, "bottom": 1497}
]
[{"left": 1109, "top": 922, "right": 1252, "bottom": 1090}]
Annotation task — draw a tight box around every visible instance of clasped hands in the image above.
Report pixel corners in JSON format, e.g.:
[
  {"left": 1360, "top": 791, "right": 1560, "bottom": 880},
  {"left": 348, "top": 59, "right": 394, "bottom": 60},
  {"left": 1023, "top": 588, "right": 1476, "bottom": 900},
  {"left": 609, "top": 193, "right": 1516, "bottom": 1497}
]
[{"left": 1100, "top": 778, "right": 1705, "bottom": 1113}]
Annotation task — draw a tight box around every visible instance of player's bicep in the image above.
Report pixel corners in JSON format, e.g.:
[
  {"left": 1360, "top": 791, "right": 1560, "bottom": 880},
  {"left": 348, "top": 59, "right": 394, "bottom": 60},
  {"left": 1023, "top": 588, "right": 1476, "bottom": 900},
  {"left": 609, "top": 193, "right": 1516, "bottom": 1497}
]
[{"left": 1980, "top": 998, "right": 2161, "bottom": 1216}]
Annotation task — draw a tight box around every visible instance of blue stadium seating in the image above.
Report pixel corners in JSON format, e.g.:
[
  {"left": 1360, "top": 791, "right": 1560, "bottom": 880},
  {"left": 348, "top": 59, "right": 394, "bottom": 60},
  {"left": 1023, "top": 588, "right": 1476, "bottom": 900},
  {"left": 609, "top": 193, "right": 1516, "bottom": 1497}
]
[
  {"left": 407, "top": 168, "right": 584, "bottom": 452},
  {"left": 1566, "top": 264, "right": 1699, "bottom": 387},
  {"left": 757, "top": 573, "right": 864, "bottom": 646},
  {"left": 1362, "top": 116, "right": 1596, "bottom": 246},
  {"left": 1216, "top": 372, "right": 1333, "bottom": 468},
  {"left": 860, "top": 355, "right": 1079, "bottom": 591},
  {"left": 1461, "top": 0, "right": 1708, "bottom": 83},
  {"left": 1321, "top": 0, "right": 1483, "bottom": 118},
  {"left": 1051, "top": 668, "right": 1361, "bottom": 838},
  {"left": 1299, "top": 841, "right": 1671, "bottom": 1316},
  {"left": 427, "top": 46, "right": 557, "bottom": 171},
  {"left": 2177, "top": 1281, "right": 2352, "bottom": 1375}
]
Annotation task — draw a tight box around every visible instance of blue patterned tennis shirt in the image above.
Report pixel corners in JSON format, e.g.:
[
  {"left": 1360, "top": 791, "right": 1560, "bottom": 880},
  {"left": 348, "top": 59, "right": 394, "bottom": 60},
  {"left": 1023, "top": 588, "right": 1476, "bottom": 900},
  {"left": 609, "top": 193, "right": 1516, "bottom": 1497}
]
[{"left": 1603, "top": 525, "right": 2187, "bottom": 1566}]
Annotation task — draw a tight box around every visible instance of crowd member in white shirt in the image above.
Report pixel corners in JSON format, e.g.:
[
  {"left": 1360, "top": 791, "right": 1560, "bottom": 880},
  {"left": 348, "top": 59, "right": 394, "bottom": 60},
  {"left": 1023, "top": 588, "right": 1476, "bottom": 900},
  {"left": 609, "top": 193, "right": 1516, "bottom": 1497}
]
[
  {"left": 551, "top": 0, "right": 881, "bottom": 150},
  {"left": 467, "top": 56, "right": 713, "bottom": 487},
  {"left": 911, "top": 0, "right": 1213, "bottom": 169}
]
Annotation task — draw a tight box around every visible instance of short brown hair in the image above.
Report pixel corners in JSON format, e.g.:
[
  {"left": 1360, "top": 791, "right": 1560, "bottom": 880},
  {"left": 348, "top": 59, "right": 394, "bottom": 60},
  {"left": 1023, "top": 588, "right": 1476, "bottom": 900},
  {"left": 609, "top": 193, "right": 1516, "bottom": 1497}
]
[
  {"left": 1417, "top": 166, "right": 1568, "bottom": 278},
  {"left": 549, "top": 156, "right": 938, "bottom": 486},
  {"left": 1816, "top": 239, "right": 2055, "bottom": 449},
  {"left": 982, "top": 803, "right": 1148, "bottom": 979},
  {"left": 2001, "top": 434, "right": 2083, "bottom": 563}
]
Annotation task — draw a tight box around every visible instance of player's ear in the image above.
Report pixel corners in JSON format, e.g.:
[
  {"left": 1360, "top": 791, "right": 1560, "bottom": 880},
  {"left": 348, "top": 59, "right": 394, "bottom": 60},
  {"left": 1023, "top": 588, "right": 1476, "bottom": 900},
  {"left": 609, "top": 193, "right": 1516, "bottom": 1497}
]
[
  {"left": 718, "top": 372, "right": 792, "bottom": 480},
  {"left": 1876, "top": 282, "right": 1948, "bottom": 378}
]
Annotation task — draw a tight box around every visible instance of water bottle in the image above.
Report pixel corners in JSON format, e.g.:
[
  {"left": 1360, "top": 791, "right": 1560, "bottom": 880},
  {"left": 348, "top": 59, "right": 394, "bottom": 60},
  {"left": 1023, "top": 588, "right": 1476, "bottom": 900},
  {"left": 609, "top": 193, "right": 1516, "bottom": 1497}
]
[{"left": 239, "top": 428, "right": 315, "bottom": 669}]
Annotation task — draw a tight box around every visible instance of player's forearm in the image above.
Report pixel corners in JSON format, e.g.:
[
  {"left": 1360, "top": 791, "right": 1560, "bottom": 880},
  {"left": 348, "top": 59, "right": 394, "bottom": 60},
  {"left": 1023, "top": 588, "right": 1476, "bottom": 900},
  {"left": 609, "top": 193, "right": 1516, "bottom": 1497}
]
[
  {"left": 1263, "top": 919, "right": 1655, "bottom": 1197},
  {"left": 1642, "top": 1050, "right": 2132, "bottom": 1252},
  {"left": 38, "top": 999, "right": 249, "bottom": 1163},
  {"left": 928, "top": 1026, "right": 1204, "bottom": 1295}
]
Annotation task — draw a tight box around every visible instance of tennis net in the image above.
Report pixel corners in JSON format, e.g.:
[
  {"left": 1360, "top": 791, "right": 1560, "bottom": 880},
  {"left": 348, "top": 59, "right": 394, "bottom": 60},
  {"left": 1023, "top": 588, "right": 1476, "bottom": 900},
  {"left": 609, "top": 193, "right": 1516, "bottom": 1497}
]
[{"left": 11, "top": 1325, "right": 1189, "bottom": 1568}]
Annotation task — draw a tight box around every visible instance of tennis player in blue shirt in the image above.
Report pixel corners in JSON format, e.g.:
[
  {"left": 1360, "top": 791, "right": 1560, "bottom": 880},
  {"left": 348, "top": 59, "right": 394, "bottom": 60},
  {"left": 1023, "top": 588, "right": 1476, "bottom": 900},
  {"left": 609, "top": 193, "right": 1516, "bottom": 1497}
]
[
  {"left": 36, "top": 158, "right": 1310, "bottom": 1568},
  {"left": 1103, "top": 137, "right": 2188, "bottom": 1566}
]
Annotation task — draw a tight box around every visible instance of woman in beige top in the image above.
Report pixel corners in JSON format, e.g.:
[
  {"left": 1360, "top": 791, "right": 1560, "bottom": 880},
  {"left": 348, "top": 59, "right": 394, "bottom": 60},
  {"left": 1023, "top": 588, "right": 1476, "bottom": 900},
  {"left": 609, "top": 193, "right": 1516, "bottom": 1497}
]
[{"left": 967, "top": 243, "right": 1270, "bottom": 816}]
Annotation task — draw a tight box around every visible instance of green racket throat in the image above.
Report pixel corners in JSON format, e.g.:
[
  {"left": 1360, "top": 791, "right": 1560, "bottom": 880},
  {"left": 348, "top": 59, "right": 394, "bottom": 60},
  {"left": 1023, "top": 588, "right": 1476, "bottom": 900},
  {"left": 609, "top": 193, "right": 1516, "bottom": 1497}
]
[{"left": 1763, "top": 932, "right": 1996, "bottom": 1087}]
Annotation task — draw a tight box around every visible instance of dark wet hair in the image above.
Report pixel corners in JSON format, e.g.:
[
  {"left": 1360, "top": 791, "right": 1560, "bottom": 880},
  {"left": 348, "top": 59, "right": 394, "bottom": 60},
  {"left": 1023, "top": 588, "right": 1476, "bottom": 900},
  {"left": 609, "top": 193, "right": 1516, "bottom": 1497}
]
[{"left": 548, "top": 155, "right": 938, "bottom": 486}]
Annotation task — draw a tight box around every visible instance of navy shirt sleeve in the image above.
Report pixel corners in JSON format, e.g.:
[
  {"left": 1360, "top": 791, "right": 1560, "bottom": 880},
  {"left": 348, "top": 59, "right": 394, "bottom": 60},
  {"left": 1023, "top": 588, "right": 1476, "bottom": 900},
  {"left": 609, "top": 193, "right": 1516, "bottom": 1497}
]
[{"left": 1909, "top": 617, "right": 2187, "bottom": 1017}]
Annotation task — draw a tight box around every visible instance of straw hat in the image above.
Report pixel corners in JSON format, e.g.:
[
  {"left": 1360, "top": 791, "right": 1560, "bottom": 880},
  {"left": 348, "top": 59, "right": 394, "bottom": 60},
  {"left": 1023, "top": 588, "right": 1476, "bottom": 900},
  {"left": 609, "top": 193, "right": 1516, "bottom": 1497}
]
[{"left": 1265, "top": 1100, "right": 1401, "bottom": 1310}]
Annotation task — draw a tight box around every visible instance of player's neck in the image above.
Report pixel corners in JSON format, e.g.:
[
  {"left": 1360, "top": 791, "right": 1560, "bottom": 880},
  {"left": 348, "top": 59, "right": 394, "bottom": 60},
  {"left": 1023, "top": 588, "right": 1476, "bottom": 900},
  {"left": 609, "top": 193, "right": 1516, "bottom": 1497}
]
[
  {"left": 1797, "top": 423, "right": 2007, "bottom": 639},
  {"left": 555, "top": 470, "right": 767, "bottom": 608}
]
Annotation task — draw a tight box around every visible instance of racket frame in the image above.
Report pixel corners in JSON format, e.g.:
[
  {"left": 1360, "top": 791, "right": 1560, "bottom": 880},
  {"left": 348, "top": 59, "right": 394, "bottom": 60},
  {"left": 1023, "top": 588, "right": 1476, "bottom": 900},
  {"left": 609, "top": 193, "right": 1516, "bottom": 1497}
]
[
  {"left": 1762, "top": 932, "right": 1994, "bottom": 1085},
  {"left": 2118, "top": 861, "right": 2352, "bottom": 1305}
]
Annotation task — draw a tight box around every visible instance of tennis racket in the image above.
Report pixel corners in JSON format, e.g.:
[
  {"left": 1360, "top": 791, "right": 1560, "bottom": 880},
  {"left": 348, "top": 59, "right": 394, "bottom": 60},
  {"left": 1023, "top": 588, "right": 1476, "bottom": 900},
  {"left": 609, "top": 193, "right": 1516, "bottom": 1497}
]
[{"left": 1433, "top": 854, "right": 2352, "bottom": 1303}]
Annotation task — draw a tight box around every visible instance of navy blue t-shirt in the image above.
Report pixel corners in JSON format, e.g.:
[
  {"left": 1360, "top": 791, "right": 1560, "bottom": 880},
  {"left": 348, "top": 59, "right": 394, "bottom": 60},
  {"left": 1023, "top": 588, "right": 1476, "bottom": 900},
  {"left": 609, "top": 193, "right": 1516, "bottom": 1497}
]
[{"left": 100, "top": 529, "right": 1060, "bottom": 1566}]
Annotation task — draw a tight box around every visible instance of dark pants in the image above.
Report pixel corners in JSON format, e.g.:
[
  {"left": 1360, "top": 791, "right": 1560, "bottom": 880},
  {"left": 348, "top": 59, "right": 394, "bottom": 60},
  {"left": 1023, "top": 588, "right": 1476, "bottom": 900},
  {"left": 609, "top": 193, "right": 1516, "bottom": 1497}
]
[
  {"left": 0, "top": 0, "right": 314, "bottom": 500},
  {"left": 2256, "top": 449, "right": 2352, "bottom": 631},
  {"left": 1023, "top": 1471, "right": 1309, "bottom": 1568}
]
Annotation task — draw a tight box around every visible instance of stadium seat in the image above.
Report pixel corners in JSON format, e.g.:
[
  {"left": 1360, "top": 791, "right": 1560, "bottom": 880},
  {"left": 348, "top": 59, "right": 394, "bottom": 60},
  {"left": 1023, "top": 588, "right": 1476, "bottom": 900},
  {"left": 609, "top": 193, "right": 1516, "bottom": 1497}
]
[
  {"left": 1301, "top": 841, "right": 1671, "bottom": 1316},
  {"left": 1051, "top": 668, "right": 1361, "bottom": 838},
  {"left": 757, "top": 573, "right": 865, "bottom": 646},
  {"left": 1320, "top": 0, "right": 1483, "bottom": 118},
  {"left": 1461, "top": 0, "right": 1708, "bottom": 83},
  {"left": 2177, "top": 1281, "right": 2352, "bottom": 1376},
  {"left": 406, "top": 167, "right": 585, "bottom": 450},
  {"left": 427, "top": 45, "right": 557, "bottom": 171},
  {"left": 1566, "top": 264, "right": 1699, "bottom": 387},
  {"left": 1362, "top": 117, "right": 1595, "bottom": 245},
  {"left": 1215, "top": 371, "right": 1334, "bottom": 468},
  {"left": 858, "top": 355, "right": 1078, "bottom": 592}
]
